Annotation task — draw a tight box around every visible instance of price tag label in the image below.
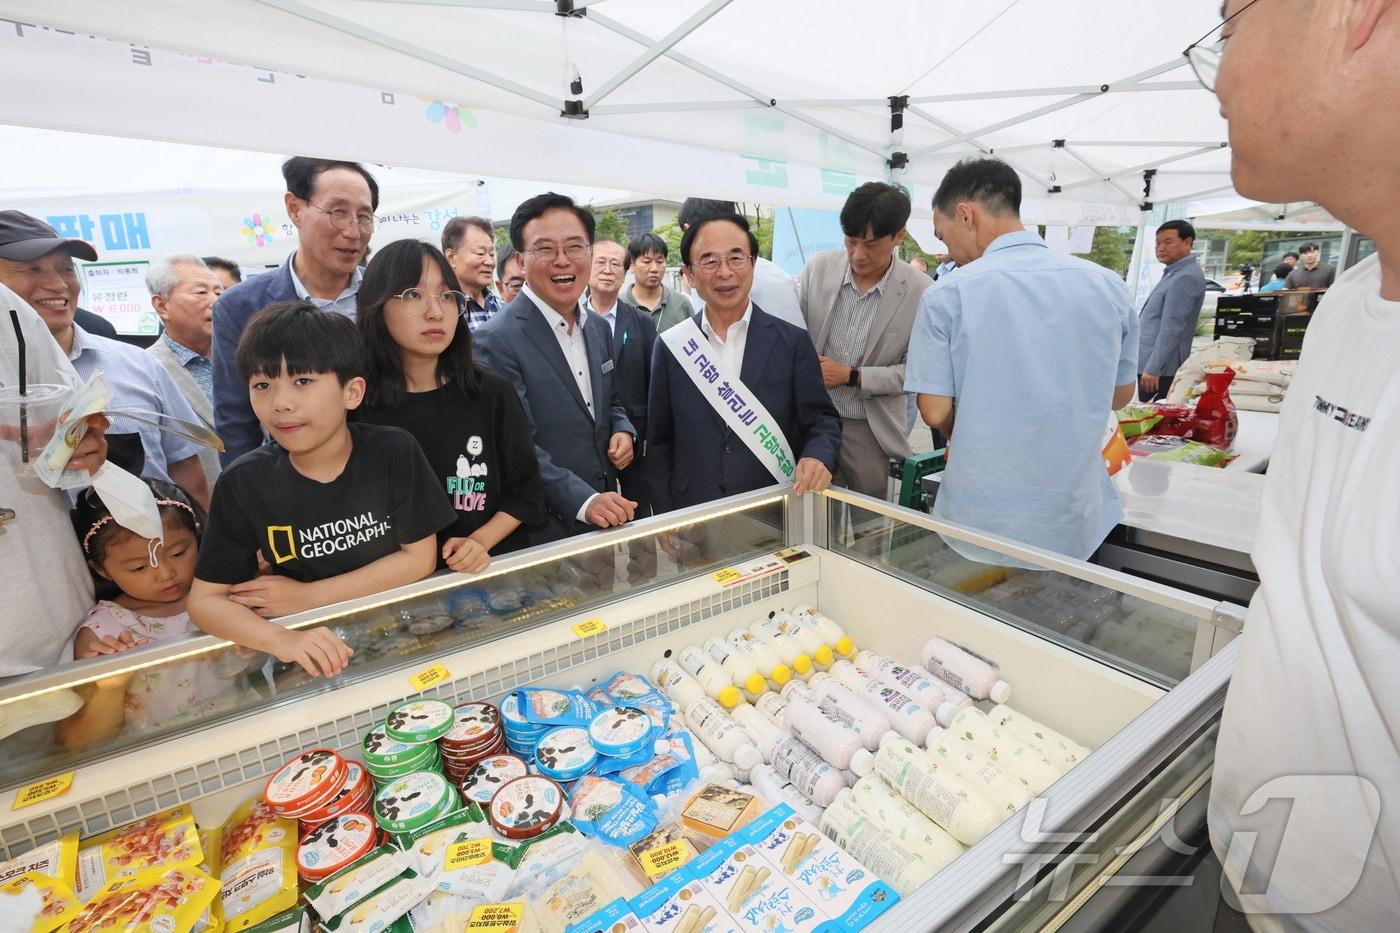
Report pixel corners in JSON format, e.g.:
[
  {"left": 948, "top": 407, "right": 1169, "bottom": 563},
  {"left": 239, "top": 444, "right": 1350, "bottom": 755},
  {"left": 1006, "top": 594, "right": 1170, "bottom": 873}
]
[
  {"left": 13, "top": 772, "right": 74, "bottom": 811},
  {"left": 444, "top": 837, "right": 493, "bottom": 872},
  {"left": 466, "top": 902, "right": 524, "bottom": 931},
  {"left": 571, "top": 618, "right": 607, "bottom": 638},
  {"left": 640, "top": 839, "right": 691, "bottom": 878},
  {"left": 409, "top": 663, "right": 450, "bottom": 691},
  {"left": 712, "top": 567, "right": 742, "bottom": 585}
]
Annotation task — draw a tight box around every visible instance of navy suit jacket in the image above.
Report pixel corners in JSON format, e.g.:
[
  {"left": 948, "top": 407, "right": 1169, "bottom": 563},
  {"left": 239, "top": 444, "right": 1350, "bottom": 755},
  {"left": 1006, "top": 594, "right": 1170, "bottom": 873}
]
[
  {"left": 608, "top": 300, "right": 656, "bottom": 514},
  {"left": 475, "top": 294, "right": 635, "bottom": 544},
  {"left": 646, "top": 305, "right": 842, "bottom": 514},
  {"left": 211, "top": 259, "right": 298, "bottom": 465},
  {"left": 609, "top": 300, "right": 656, "bottom": 440}
]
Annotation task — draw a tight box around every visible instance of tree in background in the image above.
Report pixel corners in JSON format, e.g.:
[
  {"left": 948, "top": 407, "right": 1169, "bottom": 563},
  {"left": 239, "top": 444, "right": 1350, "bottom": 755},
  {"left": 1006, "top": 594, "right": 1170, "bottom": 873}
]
[
  {"left": 589, "top": 207, "right": 629, "bottom": 246},
  {"left": 1078, "top": 226, "right": 1133, "bottom": 277},
  {"left": 650, "top": 206, "right": 773, "bottom": 261}
]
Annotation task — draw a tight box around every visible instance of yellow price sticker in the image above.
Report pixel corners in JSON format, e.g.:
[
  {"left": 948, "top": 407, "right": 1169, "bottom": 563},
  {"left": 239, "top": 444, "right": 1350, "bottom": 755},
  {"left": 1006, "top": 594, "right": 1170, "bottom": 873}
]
[
  {"left": 409, "top": 663, "right": 450, "bottom": 692},
  {"left": 571, "top": 618, "right": 607, "bottom": 638},
  {"left": 466, "top": 902, "right": 524, "bottom": 931},
  {"left": 13, "top": 772, "right": 74, "bottom": 811},
  {"left": 712, "top": 567, "right": 742, "bottom": 585},
  {"left": 444, "top": 837, "right": 493, "bottom": 872},
  {"left": 639, "top": 839, "right": 691, "bottom": 878}
]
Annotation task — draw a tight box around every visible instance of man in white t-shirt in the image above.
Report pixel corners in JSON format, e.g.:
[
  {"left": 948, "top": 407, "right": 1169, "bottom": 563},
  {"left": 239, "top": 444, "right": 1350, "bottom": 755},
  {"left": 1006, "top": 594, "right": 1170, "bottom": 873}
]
[
  {"left": 1200, "top": 2, "right": 1400, "bottom": 928},
  {"left": 0, "top": 285, "right": 111, "bottom": 678}
]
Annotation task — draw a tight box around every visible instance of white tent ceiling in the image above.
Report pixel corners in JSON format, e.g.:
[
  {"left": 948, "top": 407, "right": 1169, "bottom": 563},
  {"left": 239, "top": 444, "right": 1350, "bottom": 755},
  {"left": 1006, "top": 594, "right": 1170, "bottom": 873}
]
[{"left": 0, "top": 0, "right": 1238, "bottom": 223}]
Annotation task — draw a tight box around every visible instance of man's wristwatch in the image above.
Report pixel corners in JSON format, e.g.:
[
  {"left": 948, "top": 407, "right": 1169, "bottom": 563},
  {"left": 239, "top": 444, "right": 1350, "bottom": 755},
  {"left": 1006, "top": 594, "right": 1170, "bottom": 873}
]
[{"left": 847, "top": 367, "right": 860, "bottom": 387}]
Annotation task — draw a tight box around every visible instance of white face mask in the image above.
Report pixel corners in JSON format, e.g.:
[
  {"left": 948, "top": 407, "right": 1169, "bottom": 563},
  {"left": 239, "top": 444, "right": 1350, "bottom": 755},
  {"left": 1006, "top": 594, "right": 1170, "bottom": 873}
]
[{"left": 90, "top": 461, "right": 165, "bottom": 558}]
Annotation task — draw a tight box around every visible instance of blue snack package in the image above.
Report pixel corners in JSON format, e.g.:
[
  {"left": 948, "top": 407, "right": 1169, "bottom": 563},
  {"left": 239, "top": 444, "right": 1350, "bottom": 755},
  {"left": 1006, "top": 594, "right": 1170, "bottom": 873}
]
[
  {"left": 568, "top": 775, "right": 660, "bottom": 848},
  {"left": 514, "top": 688, "right": 599, "bottom": 727}
]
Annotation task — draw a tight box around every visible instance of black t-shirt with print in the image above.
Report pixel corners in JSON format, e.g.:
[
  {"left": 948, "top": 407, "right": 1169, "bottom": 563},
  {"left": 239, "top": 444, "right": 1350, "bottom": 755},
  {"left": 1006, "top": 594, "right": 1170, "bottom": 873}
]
[
  {"left": 196, "top": 423, "right": 456, "bottom": 585},
  {"left": 356, "top": 370, "right": 546, "bottom": 558}
]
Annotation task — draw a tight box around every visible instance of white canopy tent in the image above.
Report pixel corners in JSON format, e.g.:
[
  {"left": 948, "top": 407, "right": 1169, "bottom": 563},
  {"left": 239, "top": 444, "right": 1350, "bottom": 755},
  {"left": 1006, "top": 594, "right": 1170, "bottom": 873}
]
[{"left": 0, "top": 0, "right": 1238, "bottom": 225}]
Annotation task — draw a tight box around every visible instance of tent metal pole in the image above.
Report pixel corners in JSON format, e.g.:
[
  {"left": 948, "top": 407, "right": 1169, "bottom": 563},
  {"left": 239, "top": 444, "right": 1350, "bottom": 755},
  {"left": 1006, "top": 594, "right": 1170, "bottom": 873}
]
[
  {"left": 1071, "top": 140, "right": 1224, "bottom": 148},
  {"left": 906, "top": 80, "right": 1198, "bottom": 105},
  {"left": 1058, "top": 144, "right": 1227, "bottom": 192},
  {"left": 582, "top": 0, "right": 734, "bottom": 111},
  {"left": 906, "top": 105, "right": 1054, "bottom": 191},
  {"left": 1170, "top": 182, "right": 1237, "bottom": 200},
  {"left": 591, "top": 100, "right": 763, "bottom": 115},
  {"left": 1060, "top": 145, "right": 1142, "bottom": 205},
  {"left": 910, "top": 93, "right": 1097, "bottom": 157},
  {"left": 587, "top": 9, "right": 888, "bottom": 161},
  {"left": 250, "top": 0, "right": 562, "bottom": 111}
]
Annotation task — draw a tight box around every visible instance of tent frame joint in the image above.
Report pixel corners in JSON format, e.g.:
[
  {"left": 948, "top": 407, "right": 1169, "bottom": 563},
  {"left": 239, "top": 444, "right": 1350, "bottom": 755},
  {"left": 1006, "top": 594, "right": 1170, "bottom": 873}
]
[
  {"left": 554, "top": 0, "right": 586, "bottom": 18},
  {"left": 561, "top": 99, "right": 589, "bottom": 119},
  {"left": 888, "top": 151, "right": 909, "bottom": 170}
]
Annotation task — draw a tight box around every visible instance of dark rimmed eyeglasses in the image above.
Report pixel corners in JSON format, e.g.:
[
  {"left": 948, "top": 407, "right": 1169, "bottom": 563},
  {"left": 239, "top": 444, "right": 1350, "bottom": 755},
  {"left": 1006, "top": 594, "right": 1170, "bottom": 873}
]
[{"left": 1184, "top": 0, "right": 1264, "bottom": 93}]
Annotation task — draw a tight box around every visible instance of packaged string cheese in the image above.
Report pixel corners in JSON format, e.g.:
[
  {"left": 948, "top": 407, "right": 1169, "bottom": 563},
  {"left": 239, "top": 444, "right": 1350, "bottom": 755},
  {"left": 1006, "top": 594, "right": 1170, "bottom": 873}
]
[
  {"left": 506, "top": 824, "right": 589, "bottom": 895},
  {"left": 628, "top": 865, "right": 730, "bottom": 933},
  {"left": 0, "top": 832, "right": 77, "bottom": 888},
  {"left": 320, "top": 869, "right": 433, "bottom": 932},
  {"left": 62, "top": 865, "right": 219, "bottom": 933},
  {"left": 402, "top": 803, "right": 494, "bottom": 889},
  {"left": 689, "top": 831, "right": 825, "bottom": 933},
  {"left": 529, "top": 847, "right": 637, "bottom": 933},
  {"left": 745, "top": 802, "right": 902, "bottom": 931},
  {"left": 214, "top": 796, "right": 298, "bottom": 931},
  {"left": 562, "top": 895, "right": 646, "bottom": 933},
  {"left": 74, "top": 805, "right": 204, "bottom": 901},
  {"left": 0, "top": 870, "right": 82, "bottom": 933},
  {"left": 303, "top": 845, "right": 411, "bottom": 919},
  {"left": 242, "top": 907, "right": 311, "bottom": 933}
]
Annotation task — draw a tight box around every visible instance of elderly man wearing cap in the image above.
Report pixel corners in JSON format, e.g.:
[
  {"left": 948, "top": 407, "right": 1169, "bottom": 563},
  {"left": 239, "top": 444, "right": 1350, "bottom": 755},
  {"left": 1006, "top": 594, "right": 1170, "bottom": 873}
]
[{"left": 0, "top": 211, "right": 211, "bottom": 510}]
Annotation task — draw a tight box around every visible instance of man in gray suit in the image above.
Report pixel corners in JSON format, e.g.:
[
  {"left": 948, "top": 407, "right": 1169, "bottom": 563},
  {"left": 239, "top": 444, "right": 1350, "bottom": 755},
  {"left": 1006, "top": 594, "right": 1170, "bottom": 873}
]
[
  {"left": 145, "top": 254, "right": 222, "bottom": 486},
  {"left": 475, "top": 193, "right": 637, "bottom": 545},
  {"left": 800, "top": 183, "right": 932, "bottom": 498},
  {"left": 1138, "top": 220, "right": 1206, "bottom": 401}
]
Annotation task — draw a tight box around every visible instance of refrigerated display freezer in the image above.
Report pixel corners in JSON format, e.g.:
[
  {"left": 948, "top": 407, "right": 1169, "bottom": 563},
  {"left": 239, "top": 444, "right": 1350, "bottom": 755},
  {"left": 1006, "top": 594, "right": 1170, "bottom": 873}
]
[{"left": 0, "top": 486, "right": 1246, "bottom": 930}]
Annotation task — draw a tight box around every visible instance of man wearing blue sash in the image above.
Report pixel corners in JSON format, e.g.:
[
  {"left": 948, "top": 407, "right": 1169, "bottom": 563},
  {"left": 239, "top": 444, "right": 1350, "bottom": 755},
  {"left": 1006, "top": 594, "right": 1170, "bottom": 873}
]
[{"left": 646, "top": 212, "right": 841, "bottom": 513}]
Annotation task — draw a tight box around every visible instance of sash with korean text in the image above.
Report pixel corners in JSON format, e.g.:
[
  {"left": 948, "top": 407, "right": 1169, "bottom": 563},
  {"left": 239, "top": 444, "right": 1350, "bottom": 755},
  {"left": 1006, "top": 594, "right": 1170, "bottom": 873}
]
[{"left": 660, "top": 317, "right": 796, "bottom": 484}]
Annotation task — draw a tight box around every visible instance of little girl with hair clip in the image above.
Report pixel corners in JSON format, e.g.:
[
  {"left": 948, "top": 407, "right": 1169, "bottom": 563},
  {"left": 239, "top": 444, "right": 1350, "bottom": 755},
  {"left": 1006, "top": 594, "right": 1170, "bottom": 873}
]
[{"left": 57, "top": 479, "right": 256, "bottom": 752}]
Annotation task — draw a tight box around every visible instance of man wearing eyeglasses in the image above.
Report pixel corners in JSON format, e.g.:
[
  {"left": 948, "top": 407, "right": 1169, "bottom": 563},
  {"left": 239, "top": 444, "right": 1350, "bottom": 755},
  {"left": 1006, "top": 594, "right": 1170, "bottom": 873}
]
[
  {"left": 1190, "top": 1, "right": 1400, "bottom": 927},
  {"left": 442, "top": 215, "right": 503, "bottom": 330},
  {"left": 475, "top": 192, "right": 638, "bottom": 545},
  {"left": 647, "top": 213, "right": 841, "bottom": 516},
  {"left": 212, "top": 156, "right": 377, "bottom": 465}
]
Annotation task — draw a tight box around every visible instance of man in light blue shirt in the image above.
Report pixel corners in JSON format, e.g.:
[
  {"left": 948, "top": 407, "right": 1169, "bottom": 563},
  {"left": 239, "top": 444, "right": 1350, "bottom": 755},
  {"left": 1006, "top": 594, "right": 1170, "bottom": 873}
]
[{"left": 906, "top": 158, "right": 1138, "bottom": 562}]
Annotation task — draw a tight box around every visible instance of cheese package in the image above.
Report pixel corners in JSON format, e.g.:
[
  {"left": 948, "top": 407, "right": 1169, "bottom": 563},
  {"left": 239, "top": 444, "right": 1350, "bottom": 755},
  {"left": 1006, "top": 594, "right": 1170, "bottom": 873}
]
[
  {"left": 629, "top": 867, "right": 737, "bottom": 933},
  {"left": 679, "top": 784, "right": 762, "bottom": 842},
  {"left": 214, "top": 797, "right": 298, "bottom": 930},
  {"left": 531, "top": 849, "right": 636, "bottom": 933},
  {"left": 62, "top": 865, "right": 219, "bottom": 933},
  {"left": 506, "top": 824, "right": 589, "bottom": 895},
  {"left": 458, "top": 901, "right": 542, "bottom": 933},
  {"left": 320, "top": 869, "right": 433, "bottom": 932},
  {"left": 563, "top": 895, "right": 646, "bottom": 933},
  {"left": 569, "top": 777, "right": 659, "bottom": 848},
  {"left": 0, "top": 870, "right": 83, "bottom": 933},
  {"left": 624, "top": 824, "right": 697, "bottom": 886},
  {"left": 404, "top": 805, "right": 500, "bottom": 895},
  {"left": 304, "top": 845, "right": 411, "bottom": 921},
  {"left": 242, "top": 907, "right": 311, "bottom": 933},
  {"left": 744, "top": 804, "right": 899, "bottom": 931},
  {"left": 0, "top": 832, "right": 77, "bottom": 888},
  {"left": 75, "top": 805, "right": 204, "bottom": 901},
  {"left": 688, "top": 833, "right": 825, "bottom": 933}
]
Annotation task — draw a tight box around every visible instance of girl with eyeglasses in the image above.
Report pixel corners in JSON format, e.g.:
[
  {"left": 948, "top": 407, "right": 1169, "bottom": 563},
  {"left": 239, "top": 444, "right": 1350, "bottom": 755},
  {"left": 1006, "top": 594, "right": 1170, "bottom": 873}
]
[{"left": 355, "top": 239, "right": 544, "bottom": 573}]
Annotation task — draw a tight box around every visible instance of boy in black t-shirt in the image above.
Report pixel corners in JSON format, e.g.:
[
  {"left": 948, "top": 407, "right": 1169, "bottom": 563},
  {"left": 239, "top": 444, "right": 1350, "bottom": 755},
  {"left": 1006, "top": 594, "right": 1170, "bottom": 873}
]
[{"left": 188, "top": 302, "right": 455, "bottom": 677}]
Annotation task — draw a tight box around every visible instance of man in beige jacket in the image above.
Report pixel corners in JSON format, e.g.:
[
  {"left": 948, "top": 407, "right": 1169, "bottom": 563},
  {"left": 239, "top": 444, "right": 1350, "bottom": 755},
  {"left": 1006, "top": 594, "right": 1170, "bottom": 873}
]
[
  {"left": 799, "top": 183, "right": 931, "bottom": 497},
  {"left": 145, "top": 254, "right": 222, "bottom": 485}
]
